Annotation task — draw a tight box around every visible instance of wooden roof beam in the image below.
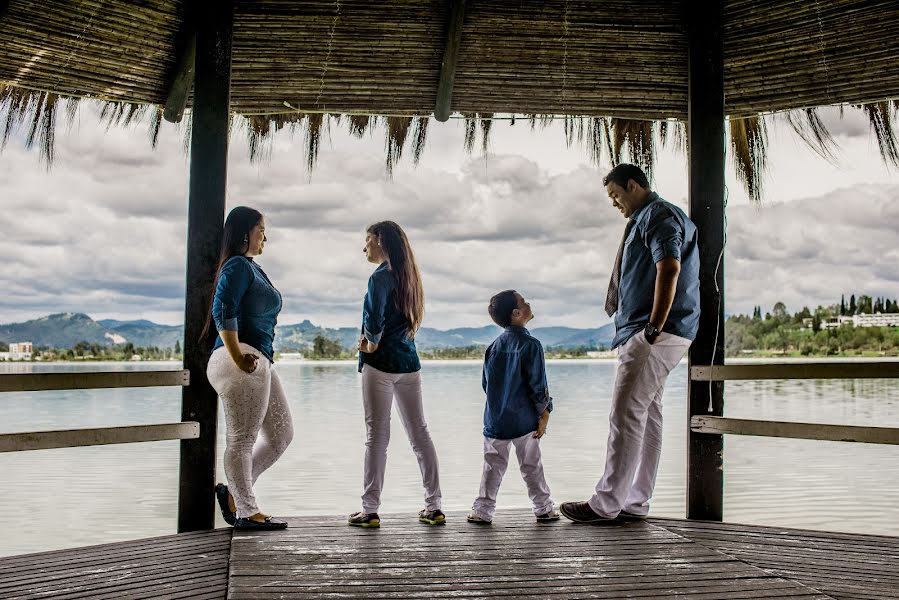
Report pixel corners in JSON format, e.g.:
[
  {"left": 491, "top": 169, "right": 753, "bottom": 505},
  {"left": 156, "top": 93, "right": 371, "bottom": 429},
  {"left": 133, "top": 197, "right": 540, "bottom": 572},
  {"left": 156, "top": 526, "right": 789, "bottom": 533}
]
[
  {"left": 434, "top": 0, "right": 466, "bottom": 122},
  {"left": 163, "top": 29, "right": 196, "bottom": 123}
]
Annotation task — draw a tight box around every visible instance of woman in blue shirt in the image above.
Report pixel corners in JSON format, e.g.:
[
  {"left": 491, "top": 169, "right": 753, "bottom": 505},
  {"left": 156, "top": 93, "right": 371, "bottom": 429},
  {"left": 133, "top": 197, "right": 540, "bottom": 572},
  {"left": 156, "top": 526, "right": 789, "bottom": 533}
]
[
  {"left": 348, "top": 221, "right": 443, "bottom": 528},
  {"left": 203, "top": 206, "right": 292, "bottom": 530}
]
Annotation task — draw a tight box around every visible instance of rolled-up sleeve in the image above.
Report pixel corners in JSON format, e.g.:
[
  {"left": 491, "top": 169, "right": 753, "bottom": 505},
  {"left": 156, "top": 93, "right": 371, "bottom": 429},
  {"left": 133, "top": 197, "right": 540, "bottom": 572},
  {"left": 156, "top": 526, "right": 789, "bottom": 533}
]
[
  {"left": 523, "top": 341, "right": 553, "bottom": 414},
  {"left": 363, "top": 273, "right": 390, "bottom": 344},
  {"left": 212, "top": 257, "right": 252, "bottom": 332},
  {"left": 645, "top": 208, "right": 684, "bottom": 264}
]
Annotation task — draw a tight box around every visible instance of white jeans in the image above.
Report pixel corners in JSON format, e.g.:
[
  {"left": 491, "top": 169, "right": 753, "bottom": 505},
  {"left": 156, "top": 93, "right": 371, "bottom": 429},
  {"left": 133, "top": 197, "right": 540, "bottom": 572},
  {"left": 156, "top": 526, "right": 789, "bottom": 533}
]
[
  {"left": 207, "top": 344, "right": 294, "bottom": 518},
  {"left": 471, "top": 433, "right": 553, "bottom": 521},
  {"left": 361, "top": 364, "right": 441, "bottom": 513},
  {"left": 589, "top": 332, "right": 691, "bottom": 518}
]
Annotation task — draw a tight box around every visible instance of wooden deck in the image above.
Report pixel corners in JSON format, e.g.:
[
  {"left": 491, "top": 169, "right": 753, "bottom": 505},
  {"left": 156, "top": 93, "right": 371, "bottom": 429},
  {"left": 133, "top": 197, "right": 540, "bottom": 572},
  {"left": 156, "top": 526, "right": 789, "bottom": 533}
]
[{"left": 1, "top": 512, "right": 896, "bottom": 599}]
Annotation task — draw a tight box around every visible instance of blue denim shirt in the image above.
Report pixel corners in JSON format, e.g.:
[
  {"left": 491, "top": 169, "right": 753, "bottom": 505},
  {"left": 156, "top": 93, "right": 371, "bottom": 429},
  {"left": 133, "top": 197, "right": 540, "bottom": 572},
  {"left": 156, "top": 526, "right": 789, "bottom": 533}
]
[
  {"left": 611, "top": 192, "right": 700, "bottom": 348},
  {"left": 481, "top": 326, "right": 554, "bottom": 440},
  {"left": 358, "top": 262, "right": 421, "bottom": 374},
  {"left": 211, "top": 256, "right": 282, "bottom": 362}
]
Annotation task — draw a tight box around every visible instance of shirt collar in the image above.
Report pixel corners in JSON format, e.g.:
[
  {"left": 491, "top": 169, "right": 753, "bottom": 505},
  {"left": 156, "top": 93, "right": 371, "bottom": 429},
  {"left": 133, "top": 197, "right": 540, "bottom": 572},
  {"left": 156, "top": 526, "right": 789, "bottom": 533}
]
[
  {"left": 506, "top": 325, "right": 530, "bottom": 335},
  {"left": 374, "top": 261, "right": 389, "bottom": 274},
  {"left": 630, "top": 191, "right": 660, "bottom": 224}
]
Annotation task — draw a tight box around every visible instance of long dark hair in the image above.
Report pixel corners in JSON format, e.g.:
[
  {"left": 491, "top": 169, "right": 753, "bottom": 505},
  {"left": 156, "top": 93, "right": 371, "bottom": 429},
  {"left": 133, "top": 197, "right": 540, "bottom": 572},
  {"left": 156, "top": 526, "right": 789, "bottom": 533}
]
[
  {"left": 200, "top": 206, "right": 263, "bottom": 341},
  {"left": 367, "top": 221, "right": 424, "bottom": 337}
]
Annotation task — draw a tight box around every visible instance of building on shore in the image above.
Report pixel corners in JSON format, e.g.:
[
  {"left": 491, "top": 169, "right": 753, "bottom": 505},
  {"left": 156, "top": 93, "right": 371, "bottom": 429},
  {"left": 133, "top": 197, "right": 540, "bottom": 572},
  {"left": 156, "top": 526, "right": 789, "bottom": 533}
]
[
  {"left": 806, "top": 313, "right": 899, "bottom": 330},
  {"left": 8, "top": 342, "right": 33, "bottom": 360}
]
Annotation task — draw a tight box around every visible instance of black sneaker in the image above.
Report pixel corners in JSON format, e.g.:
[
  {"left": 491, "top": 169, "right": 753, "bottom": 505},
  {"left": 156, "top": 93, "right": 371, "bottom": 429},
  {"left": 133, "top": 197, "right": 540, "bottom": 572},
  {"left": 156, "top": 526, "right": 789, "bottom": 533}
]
[
  {"left": 348, "top": 512, "right": 380, "bottom": 528},
  {"left": 536, "top": 509, "right": 561, "bottom": 522},
  {"left": 419, "top": 508, "right": 446, "bottom": 525},
  {"left": 559, "top": 501, "right": 619, "bottom": 524}
]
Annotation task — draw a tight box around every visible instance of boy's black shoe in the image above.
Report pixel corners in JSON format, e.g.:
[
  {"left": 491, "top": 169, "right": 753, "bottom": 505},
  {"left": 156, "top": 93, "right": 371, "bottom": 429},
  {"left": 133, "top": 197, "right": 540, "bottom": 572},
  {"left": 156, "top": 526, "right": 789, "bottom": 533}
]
[
  {"left": 560, "top": 501, "right": 619, "bottom": 524},
  {"left": 419, "top": 508, "right": 446, "bottom": 525},
  {"left": 348, "top": 512, "right": 380, "bottom": 528}
]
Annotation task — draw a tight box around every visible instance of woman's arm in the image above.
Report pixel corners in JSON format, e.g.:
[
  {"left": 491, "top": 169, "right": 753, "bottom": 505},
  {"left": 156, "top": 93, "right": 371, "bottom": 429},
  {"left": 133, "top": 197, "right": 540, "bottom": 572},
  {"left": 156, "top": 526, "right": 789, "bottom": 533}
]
[{"left": 212, "top": 257, "right": 258, "bottom": 372}]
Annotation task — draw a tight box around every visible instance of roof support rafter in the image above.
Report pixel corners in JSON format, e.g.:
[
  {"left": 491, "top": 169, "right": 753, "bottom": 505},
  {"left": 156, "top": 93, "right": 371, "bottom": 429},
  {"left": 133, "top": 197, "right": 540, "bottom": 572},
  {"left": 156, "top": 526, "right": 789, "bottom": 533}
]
[
  {"left": 434, "top": 0, "right": 466, "bottom": 122},
  {"left": 163, "top": 28, "right": 197, "bottom": 123}
]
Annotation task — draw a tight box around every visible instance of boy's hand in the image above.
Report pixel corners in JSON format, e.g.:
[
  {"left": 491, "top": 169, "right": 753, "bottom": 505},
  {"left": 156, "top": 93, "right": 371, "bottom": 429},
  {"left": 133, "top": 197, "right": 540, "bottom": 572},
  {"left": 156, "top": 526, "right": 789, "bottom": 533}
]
[{"left": 534, "top": 409, "right": 550, "bottom": 439}]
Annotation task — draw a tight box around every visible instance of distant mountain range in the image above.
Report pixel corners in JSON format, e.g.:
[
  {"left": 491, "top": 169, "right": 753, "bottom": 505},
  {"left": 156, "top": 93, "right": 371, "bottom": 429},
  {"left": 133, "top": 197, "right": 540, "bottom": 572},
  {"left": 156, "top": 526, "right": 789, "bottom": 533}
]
[{"left": 0, "top": 313, "right": 614, "bottom": 351}]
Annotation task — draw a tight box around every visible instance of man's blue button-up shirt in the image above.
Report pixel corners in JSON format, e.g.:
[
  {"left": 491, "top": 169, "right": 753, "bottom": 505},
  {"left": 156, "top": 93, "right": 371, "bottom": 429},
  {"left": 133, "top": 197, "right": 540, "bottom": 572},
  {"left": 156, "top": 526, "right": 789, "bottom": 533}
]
[
  {"left": 611, "top": 192, "right": 701, "bottom": 348},
  {"left": 481, "top": 326, "right": 553, "bottom": 440}
]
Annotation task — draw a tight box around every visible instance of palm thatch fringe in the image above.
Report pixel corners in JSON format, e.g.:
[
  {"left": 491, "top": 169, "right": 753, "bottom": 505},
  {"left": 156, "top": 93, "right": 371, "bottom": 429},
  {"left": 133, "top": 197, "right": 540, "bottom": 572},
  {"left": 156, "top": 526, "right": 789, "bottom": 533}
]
[
  {"left": 385, "top": 116, "right": 412, "bottom": 176},
  {"left": 348, "top": 114, "right": 373, "bottom": 138},
  {"left": 411, "top": 116, "right": 428, "bottom": 166},
  {"left": 611, "top": 118, "right": 656, "bottom": 183},
  {"left": 479, "top": 113, "right": 493, "bottom": 156},
  {"left": 462, "top": 113, "right": 477, "bottom": 154},
  {"left": 147, "top": 106, "right": 162, "bottom": 149},
  {"left": 781, "top": 109, "right": 838, "bottom": 162},
  {"left": 305, "top": 113, "right": 324, "bottom": 172},
  {"left": 859, "top": 101, "right": 899, "bottom": 168},
  {"left": 729, "top": 116, "right": 768, "bottom": 204},
  {"left": 3, "top": 86, "right": 899, "bottom": 199}
]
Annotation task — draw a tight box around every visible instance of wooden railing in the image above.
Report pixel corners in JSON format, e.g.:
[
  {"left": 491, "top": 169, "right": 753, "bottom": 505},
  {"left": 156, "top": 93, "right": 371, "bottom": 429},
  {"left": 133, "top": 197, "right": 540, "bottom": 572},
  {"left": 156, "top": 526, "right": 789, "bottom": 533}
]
[
  {"left": 0, "top": 370, "right": 197, "bottom": 453},
  {"left": 689, "top": 362, "right": 899, "bottom": 444}
]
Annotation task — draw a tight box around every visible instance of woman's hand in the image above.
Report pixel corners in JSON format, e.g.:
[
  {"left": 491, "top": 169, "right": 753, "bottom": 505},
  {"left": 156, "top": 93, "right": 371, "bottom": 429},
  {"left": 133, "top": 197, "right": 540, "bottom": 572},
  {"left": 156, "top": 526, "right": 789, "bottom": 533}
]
[
  {"left": 358, "top": 335, "right": 379, "bottom": 354},
  {"left": 236, "top": 352, "right": 259, "bottom": 373}
]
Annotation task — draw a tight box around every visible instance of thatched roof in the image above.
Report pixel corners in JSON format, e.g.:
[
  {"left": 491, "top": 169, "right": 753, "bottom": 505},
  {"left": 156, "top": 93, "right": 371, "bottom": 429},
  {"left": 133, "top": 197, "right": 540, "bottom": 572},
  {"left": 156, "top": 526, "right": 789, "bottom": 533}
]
[{"left": 2, "top": 0, "right": 899, "bottom": 199}]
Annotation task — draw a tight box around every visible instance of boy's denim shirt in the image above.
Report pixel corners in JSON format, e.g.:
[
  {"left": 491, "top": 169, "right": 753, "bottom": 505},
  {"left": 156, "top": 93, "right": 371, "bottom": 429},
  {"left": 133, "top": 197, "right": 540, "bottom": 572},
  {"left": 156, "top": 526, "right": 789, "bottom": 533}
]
[
  {"left": 481, "top": 325, "right": 553, "bottom": 440},
  {"left": 358, "top": 262, "right": 421, "bottom": 374},
  {"left": 611, "top": 192, "right": 701, "bottom": 348},
  {"left": 211, "top": 256, "right": 282, "bottom": 363}
]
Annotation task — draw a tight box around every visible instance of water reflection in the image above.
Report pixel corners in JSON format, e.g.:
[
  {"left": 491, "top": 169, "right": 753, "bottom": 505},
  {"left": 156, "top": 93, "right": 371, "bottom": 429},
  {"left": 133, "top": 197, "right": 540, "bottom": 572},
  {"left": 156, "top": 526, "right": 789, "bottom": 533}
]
[{"left": 1, "top": 359, "right": 897, "bottom": 555}]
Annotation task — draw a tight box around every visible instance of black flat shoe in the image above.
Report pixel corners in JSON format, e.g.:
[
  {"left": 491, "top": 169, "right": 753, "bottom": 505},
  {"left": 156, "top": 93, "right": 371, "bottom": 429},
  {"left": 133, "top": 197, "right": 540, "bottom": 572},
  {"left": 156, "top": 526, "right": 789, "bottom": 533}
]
[
  {"left": 214, "top": 483, "right": 236, "bottom": 525},
  {"left": 234, "top": 516, "right": 288, "bottom": 530},
  {"left": 559, "top": 501, "right": 619, "bottom": 524}
]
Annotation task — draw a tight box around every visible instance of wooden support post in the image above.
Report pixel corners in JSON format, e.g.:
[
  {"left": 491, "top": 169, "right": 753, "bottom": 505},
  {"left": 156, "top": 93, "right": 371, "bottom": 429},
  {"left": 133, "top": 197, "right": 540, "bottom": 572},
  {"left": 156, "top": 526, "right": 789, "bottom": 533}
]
[
  {"left": 434, "top": 0, "right": 466, "bottom": 122},
  {"left": 686, "top": 0, "right": 725, "bottom": 522},
  {"left": 163, "top": 30, "right": 197, "bottom": 124},
  {"left": 178, "top": 0, "right": 234, "bottom": 533}
]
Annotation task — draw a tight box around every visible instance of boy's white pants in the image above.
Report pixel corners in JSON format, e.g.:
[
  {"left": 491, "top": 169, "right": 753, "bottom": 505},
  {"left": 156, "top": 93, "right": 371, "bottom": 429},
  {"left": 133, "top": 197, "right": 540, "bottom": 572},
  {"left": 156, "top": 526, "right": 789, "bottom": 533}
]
[
  {"left": 471, "top": 432, "right": 553, "bottom": 521},
  {"left": 589, "top": 331, "right": 692, "bottom": 518}
]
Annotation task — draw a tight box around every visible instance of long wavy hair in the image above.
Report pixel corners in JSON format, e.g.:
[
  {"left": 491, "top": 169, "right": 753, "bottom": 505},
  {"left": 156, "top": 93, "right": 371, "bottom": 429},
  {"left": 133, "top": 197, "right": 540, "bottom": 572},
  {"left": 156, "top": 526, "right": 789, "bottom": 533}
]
[
  {"left": 200, "top": 206, "right": 263, "bottom": 341},
  {"left": 367, "top": 221, "right": 424, "bottom": 337}
]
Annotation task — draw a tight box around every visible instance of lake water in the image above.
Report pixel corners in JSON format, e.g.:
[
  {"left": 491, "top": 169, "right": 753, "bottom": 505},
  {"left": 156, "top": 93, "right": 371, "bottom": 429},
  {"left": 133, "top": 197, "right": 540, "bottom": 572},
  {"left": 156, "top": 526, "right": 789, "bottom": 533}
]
[{"left": 1, "top": 359, "right": 898, "bottom": 556}]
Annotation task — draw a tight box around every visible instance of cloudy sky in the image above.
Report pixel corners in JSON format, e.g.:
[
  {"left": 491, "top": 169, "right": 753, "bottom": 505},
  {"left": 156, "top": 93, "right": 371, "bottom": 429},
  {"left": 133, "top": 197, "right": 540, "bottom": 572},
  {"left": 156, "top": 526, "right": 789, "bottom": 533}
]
[{"left": 1, "top": 105, "right": 898, "bottom": 330}]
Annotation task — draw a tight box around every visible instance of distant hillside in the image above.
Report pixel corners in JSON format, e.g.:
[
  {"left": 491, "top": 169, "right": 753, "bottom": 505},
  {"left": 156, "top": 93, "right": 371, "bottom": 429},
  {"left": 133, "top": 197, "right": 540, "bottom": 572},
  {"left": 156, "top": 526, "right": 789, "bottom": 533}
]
[
  {"left": 0, "top": 313, "right": 182, "bottom": 349},
  {"left": 0, "top": 314, "right": 614, "bottom": 351}
]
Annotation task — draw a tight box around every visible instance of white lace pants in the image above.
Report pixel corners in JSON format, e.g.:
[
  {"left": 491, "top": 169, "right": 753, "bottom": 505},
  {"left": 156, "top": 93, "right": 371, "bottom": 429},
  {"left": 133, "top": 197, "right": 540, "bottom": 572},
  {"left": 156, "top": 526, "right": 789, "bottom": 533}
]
[{"left": 207, "top": 344, "right": 294, "bottom": 518}]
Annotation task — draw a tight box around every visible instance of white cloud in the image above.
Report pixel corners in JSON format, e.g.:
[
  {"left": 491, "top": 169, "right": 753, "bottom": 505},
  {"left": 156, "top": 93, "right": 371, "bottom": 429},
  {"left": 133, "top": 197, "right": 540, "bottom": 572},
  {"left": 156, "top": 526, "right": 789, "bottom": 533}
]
[{"left": 1, "top": 102, "right": 898, "bottom": 329}]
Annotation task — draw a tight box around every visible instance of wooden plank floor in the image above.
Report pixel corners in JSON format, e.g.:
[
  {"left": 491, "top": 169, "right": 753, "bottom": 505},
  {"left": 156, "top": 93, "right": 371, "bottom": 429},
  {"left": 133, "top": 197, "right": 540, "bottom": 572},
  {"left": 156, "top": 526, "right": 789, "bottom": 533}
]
[
  {"left": 227, "top": 512, "right": 833, "bottom": 599},
  {"left": 653, "top": 518, "right": 899, "bottom": 600},
  {"left": 1, "top": 514, "right": 896, "bottom": 599},
  {"left": 0, "top": 528, "right": 231, "bottom": 600}
]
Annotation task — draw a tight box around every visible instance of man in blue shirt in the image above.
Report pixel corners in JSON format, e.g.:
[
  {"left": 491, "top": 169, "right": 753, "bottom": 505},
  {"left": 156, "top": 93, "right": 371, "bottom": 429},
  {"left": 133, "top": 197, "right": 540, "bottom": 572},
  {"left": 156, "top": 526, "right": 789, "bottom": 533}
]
[
  {"left": 561, "top": 164, "right": 700, "bottom": 523},
  {"left": 469, "top": 290, "right": 559, "bottom": 524}
]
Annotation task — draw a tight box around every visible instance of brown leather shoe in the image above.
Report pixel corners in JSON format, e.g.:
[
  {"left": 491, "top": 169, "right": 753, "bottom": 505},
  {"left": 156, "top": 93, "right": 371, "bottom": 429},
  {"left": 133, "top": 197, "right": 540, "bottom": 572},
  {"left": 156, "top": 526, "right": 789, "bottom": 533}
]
[{"left": 559, "top": 501, "right": 619, "bottom": 524}]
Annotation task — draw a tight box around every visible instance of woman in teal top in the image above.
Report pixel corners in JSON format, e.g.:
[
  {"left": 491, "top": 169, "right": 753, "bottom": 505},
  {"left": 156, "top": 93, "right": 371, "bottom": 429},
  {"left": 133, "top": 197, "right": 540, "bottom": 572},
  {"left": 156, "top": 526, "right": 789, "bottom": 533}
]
[
  {"left": 203, "top": 206, "right": 293, "bottom": 531},
  {"left": 348, "top": 221, "right": 443, "bottom": 528}
]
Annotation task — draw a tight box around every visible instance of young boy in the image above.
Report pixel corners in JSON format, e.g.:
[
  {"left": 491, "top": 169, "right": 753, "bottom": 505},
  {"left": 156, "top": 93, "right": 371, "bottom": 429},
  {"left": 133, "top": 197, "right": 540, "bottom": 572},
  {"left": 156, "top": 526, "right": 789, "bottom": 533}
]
[{"left": 468, "top": 290, "right": 559, "bottom": 524}]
